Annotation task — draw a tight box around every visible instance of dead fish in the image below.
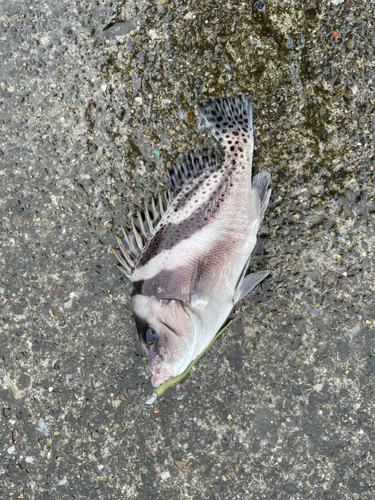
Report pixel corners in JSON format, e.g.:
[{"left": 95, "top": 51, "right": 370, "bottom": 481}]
[{"left": 112, "top": 94, "right": 271, "bottom": 388}]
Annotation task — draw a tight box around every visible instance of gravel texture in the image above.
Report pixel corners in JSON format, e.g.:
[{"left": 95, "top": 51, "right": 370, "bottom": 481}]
[{"left": 1, "top": 0, "right": 375, "bottom": 499}]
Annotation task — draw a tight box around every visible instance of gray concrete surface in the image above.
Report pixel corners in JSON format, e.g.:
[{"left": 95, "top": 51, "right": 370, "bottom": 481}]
[{"left": 1, "top": 0, "right": 374, "bottom": 498}]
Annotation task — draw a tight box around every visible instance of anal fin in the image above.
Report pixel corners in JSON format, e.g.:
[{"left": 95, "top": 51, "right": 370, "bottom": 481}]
[{"left": 234, "top": 270, "right": 269, "bottom": 305}]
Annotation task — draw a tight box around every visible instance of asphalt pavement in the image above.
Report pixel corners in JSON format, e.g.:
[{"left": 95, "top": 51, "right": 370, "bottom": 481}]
[{"left": 0, "top": 0, "right": 374, "bottom": 498}]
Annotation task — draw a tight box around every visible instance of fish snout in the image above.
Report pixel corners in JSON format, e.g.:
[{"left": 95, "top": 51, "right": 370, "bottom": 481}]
[{"left": 151, "top": 363, "right": 173, "bottom": 387}]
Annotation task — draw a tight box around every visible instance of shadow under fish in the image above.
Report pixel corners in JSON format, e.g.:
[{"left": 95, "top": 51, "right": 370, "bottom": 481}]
[{"left": 111, "top": 94, "right": 271, "bottom": 401}]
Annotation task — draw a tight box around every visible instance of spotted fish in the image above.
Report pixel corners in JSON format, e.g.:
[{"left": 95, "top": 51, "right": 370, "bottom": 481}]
[{"left": 112, "top": 95, "right": 271, "bottom": 387}]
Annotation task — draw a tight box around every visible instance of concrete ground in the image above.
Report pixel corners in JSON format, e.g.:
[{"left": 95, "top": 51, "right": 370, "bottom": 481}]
[{"left": 1, "top": 0, "right": 374, "bottom": 498}]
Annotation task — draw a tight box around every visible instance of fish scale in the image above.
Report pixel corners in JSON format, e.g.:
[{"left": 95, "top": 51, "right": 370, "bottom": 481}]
[{"left": 112, "top": 94, "right": 271, "bottom": 390}]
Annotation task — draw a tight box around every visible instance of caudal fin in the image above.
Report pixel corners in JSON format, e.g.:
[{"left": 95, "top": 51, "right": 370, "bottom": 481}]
[{"left": 196, "top": 94, "right": 253, "bottom": 152}]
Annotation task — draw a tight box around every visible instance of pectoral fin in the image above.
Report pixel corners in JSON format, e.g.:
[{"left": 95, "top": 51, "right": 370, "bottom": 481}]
[
  {"left": 234, "top": 270, "right": 269, "bottom": 305},
  {"left": 190, "top": 254, "right": 211, "bottom": 309}
]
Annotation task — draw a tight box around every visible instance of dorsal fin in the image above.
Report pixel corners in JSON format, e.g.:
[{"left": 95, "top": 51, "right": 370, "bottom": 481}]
[
  {"left": 168, "top": 149, "right": 223, "bottom": 198},
  {"left": 113, "top": 149, "right": 223, "bottom": 278},
  {"left": 111, "top": 191, "right": 172, "bottom": 278}
]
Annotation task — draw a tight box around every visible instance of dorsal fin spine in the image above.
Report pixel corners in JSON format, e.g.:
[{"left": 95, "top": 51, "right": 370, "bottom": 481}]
[
  {"left": 121, "top": 226, "right": 138, "bottom": 257},
  {"left": 111, "top": 246, "right": 132, "bottom": 275},
  {"left": 137, "top": 210, "right": 149, "bottom": 241},
  {"left": 115, "top": 234, "right": 135, "bottom": 267},
  {"left": 145, "top": 204, "right": 154, "bottom": 233},
  {"left": 131, "top": 218, "right": 143, "bottom": 250},
  {"left": 158, "top": 193, "right": 165, "bottom": 217},
  {"left": 151, "top": 198, "right": 158, "bottom": 221}
]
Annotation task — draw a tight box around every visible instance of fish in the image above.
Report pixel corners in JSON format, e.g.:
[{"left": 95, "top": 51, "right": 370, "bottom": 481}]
[{"left": 112, "top": 94, "right": 271, "bottom": 388}]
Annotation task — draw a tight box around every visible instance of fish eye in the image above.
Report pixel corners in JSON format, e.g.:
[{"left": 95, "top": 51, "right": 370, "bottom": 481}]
[{"left": 144, "top": 327, "right": 158, "bottom": 346}]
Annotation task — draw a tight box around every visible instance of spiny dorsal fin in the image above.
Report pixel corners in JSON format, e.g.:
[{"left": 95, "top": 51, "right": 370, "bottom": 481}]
[
  {"left": 112, "top": 191, "right": 172, "bottom": 277},
  {"left": 168, "top": 149, "right": 223, "bottom": 198},
  {"left": 252, "top": 171, "right": 271, "bottom": 219}
]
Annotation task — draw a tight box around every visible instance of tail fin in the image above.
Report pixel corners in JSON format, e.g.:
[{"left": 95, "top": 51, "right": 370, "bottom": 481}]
[{"left": 196, "top": 94, "right": 253, "bottom": 152}]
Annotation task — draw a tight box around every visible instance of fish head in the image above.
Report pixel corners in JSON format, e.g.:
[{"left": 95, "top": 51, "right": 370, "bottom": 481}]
[{"left": 132, "top": 294, "right": 201, "bottom": 387}]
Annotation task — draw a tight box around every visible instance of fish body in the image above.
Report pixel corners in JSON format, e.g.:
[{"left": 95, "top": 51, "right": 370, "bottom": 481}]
[{"left": 113, "top": 95, "right": 271, "bottom": 387}]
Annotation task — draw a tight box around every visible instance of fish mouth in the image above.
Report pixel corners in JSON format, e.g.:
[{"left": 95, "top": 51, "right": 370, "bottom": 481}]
[{"left": 151, "top": 363, "right": 174, "bottom": 387}]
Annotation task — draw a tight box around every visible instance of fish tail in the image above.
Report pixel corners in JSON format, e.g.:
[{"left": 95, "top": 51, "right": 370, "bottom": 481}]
[{"left": 196, "top": 94, "right": 253, "bottom": 152}]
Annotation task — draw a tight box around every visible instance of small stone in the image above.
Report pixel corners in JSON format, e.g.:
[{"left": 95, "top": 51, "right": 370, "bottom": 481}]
[
  {"left": 92, "top": 430, "right": 99, "bottom": 438},
  {"left": 49, "top": 309, "right": 57, "bottom": 318},
  {"left": 37, "top": 419, "right": 47, "bottom": 433},
  {"left": 292, "top": 387, "right": 302, "bottom": 396},
  {"left": 174, "top": 460, "right": 187, "bottom": 469},
  {"left": 103, "top": 20, "right": 139, "bottom": 38},
  {"left": 227, "top": 414, "right": 232, "bottom": 421},
  {"left": 254, "top": 1, "right": 266, "bottom": 10},
  {"left": 284, "top": 483, "right": 298, "bottom": 493},
  {"left": 161, "top": 471, "right": 171, "bottom": 480},
  {"left": 185, "top": 111, "right": 196, "bottom": 123},
  {"left": 3, "top": 407, "right": 11, "bottom": 417},
  {"left": 285, "top": 38, "right": 294, "bottom": 49}
]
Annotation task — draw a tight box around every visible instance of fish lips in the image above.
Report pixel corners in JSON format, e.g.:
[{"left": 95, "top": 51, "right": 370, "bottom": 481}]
[{"left": 151, "top": 362, "right": 174, "bottom": 387}]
